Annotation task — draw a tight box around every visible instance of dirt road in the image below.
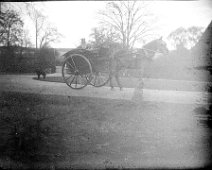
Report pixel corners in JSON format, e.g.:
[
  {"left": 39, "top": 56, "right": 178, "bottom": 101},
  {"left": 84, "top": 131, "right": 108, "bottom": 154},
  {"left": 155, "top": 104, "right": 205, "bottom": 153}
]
[{"left": 0, "top": 73, "right": 211, "bottom": 104}]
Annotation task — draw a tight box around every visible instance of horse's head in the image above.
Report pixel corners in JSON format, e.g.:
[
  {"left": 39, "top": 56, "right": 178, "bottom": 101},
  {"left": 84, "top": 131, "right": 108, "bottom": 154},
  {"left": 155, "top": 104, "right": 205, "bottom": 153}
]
[
  {"left": 155, "top": 37, "right": 169, "bottom": 55},
  {"left": 136, "top": 37, "right": 169, "bottom": 61}
]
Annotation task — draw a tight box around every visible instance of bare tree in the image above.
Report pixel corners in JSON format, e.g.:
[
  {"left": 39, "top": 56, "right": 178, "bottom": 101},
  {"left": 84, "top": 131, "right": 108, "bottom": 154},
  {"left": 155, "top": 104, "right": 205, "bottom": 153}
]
[
  {"left": 39, "top": 23, "right": 62, "bottom": 48},
  {"left": 99, "top": 1, "right": 155, "bottom": 49},
  {"left": 25, "top": 2, "right": 62, "bottom": 49},
  {"left": 26, "top": 3, "right": 45, "bottom": 49}
]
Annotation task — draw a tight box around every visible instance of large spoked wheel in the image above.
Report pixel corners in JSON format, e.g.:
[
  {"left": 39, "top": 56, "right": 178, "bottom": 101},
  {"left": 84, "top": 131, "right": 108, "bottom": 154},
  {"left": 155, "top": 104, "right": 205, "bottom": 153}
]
[
  {"left": 89, "top": 59, "right": 111, "bottom": 87},
  {"left": 62, "top": 54, "right": 92, "bottom": 89}
]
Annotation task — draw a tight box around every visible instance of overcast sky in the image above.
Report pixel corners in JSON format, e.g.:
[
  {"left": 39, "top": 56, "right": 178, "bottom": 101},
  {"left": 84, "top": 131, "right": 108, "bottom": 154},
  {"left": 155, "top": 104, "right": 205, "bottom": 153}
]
[{"left": 22, "top": 0, "right": 212, "bottom": 49}]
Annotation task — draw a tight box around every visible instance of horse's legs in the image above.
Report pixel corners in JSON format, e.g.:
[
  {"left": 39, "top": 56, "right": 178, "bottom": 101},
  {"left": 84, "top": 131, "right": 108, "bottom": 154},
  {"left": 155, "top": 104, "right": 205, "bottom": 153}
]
[
  {"left": 109, "top": 73, "right": 114, "bottom": 90},
  {"left": 138, "top": 68, "right": 144, "bottom": 89},
  {"left": 109, "top": 59, "right": 116, "bottom": 90},
  {"left": 109, "top": 70, "right": 122, "bottom": 90},
  {"left": 138, "top": 70, "right": 144, "bottom": 89},
  {"left": 109, "top": 58, "right": 123, "bottom": 90},
  {"left": 113, "top": 58, "right": 123, "bottom": 90},
  {"left": 134, "top": 68, "right": 144, "bottom": 100},
  {"left": 132, "top": 68, "right": 144, "bottom": 102},
  {"left": 114, "top": 70, "right": 123, "bottom": 90}
]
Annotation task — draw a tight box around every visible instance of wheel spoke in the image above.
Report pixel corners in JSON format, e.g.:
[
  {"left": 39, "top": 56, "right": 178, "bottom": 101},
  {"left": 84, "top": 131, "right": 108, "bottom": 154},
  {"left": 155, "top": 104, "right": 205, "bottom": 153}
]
[
  {"left": 86, "top": 73, "right": 92, "bottom": 82},
  {"left": 98, "top": 74, "right": 103, "bottom": 84},
  {"left": 71, "top": 56, "right": 77, "bottom": 70},
  {"left": 89, "top": 71, "right": 110, "bottom": 87},
  {"left": 65, "top": 74, "right": 74, "bottom": 81},
  {"left": 93, "top": 74, "right": 98, "bottom": 85},
  {"left": 75, "top": 75, "right": 78, "bottom": 88},
  {"left": 80, "top": 75, "right": 86, "bottom": 85},
  {"left": 66, "top": 61, "right": 74, "bottom": 69},
  {"left": 69, "top": 75, "right": 76, "bottom": 85}
]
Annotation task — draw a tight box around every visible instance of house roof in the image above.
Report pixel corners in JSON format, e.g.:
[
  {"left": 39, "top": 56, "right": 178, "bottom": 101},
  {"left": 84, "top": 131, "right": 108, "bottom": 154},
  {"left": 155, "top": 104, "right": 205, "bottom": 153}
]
[
  {"left": 200, "top": 20, "right": 212, "bottom": 43},
  {"left": 191, "top": 20, "right": 212, "bottom": 55}
]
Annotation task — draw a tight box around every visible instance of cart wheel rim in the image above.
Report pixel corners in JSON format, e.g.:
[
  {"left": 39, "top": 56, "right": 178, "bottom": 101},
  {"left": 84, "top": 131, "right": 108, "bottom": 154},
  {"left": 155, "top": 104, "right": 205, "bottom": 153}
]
[
  {"left": 88, "top": 60, "right": 111, "bottom": 87},
  {"left": 89, "top": 72, "right": 110, "bottom": 87},
  {"left": 62, "top": 54, "right": 92, "bottom": 89}
]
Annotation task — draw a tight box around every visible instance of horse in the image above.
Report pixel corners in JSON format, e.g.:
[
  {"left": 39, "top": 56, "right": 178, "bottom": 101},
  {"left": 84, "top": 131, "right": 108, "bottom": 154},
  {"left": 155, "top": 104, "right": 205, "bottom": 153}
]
[{"left": 109, "top": 37, "right": 169, "bottom": 90}]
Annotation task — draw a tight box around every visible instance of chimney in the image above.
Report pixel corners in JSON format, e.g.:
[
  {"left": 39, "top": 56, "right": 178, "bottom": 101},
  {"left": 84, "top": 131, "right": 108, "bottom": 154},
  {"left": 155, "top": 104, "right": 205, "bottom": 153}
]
[{"left": 81, "top": 38, "right": 86, "bottom": 49}]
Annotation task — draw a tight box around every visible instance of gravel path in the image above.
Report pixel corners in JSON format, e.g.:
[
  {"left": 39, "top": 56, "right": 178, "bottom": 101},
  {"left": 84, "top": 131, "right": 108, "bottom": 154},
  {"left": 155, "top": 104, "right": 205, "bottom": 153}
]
[{"left": 0, "top": 74, "right": 211, "bottom": 104}]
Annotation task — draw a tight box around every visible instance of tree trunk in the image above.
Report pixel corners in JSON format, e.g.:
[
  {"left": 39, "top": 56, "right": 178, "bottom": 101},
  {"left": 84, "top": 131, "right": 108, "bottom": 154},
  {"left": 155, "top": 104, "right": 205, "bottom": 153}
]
[
  {"left": 7, "top": 27, "right": 10, "bottom": 47},
  {"left": 36, "top": 19, "right": 37, "bottom": 49}
]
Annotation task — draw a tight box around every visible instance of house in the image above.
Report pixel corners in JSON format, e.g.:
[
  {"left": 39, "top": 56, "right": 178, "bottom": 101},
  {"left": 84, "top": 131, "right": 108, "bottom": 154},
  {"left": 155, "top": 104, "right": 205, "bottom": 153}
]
[{"left": 191, "top": 20, "right": 212, "bottom": 67}]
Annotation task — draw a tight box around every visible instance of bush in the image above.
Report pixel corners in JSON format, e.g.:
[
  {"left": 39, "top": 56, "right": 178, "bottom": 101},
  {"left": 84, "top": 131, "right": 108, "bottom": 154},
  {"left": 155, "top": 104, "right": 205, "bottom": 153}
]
[
  {"left": 0, "top": 46, "right": 57, "bottom": 73},
  {"left": 36, "top": 48, "right": 56, "bottom": 73},
  {"left": 0, "top": 46, "right": 19, "bottom": 72}
]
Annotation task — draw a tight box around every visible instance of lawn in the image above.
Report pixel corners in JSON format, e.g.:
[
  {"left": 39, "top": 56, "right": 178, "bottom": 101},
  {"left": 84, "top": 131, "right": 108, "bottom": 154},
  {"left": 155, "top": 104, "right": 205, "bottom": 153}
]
[{"left": 0, "top": 91, "right": 211, "bottom": 169}]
